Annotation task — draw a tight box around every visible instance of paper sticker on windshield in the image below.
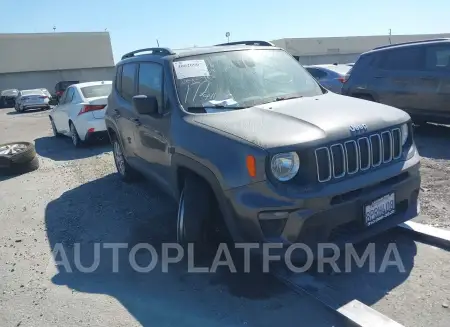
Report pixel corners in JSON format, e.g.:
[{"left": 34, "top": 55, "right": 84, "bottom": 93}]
[{"left": 174, "top": 60, "right": 210, "bottom": 79}]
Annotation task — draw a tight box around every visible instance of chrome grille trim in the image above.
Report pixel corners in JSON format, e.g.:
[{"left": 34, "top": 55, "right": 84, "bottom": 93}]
[
  {"left": 315, "top": 128, "right": 403, "bottom": 183},
  {"left": 357, "top": 137, "right": 371, "bottom": 171},
  {"left": 392, "top": 128, "right": 402, "bottom": 159},
  {"left": 381, "top": 131, "right": 393, "bottom": 163},
  {"left": 330, "top": 143, "right": 346, "bottom": 178},
  {"left": 315, "top": 147, "right": 332, "bottom": 182},
  {"left": 370, "top": 134, "right": 382, "bottom": 167},
  {"left": 344, "top": 140, "right": 359, "bottom": 174}
]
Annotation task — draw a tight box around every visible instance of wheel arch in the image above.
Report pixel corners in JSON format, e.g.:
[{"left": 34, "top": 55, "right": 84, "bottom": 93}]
[{"left": 173, "top": 153, "right": 243, "bottom": 242}]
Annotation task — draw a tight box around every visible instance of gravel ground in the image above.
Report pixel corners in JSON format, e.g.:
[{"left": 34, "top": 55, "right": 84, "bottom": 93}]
[
  {"left": 0, "top": 108, "right": 346, "bottom": 327},
  {"left": 413, "top": 123, "right": 450, "bottom": 229},
  {"left": 0, "top": 107, "right": 449, "bottom": 327}
]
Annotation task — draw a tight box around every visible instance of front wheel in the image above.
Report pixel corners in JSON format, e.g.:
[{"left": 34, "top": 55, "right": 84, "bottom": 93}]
[{"left": 177, "top": 175, "right": 218, "bottom": 247}]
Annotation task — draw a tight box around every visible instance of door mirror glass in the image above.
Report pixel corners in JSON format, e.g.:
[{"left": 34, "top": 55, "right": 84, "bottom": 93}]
[{"left": 132, "top": 95, "right": 158, "bottom": 115}]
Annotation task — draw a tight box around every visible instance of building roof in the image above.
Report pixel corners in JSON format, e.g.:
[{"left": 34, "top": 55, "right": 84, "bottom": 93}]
[
  {"left": 271, "top": 33, "right": 450, "bottom": 56},
  {"left": 0, "top": 32, "right": 114, "bottom": 74}
]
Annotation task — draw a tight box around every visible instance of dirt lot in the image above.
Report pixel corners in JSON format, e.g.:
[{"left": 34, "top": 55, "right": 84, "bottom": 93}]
[{"left": 0, "top": 107, "right": 449, "bottom": 327}]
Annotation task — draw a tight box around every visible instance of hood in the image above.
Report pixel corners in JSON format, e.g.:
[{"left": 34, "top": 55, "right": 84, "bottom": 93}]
[{"left": 192, "top": 92, "right": 410, "bottom": 150}]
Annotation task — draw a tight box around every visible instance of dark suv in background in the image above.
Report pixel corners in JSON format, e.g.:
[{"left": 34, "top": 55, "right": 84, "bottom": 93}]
[
  {"left": 105, "top": 41, "right": 420, "bottom": 258},
  {"left": 54, "top": 80, "right": 79, "bottom": 102},
  {"left": 342, "top": 38, "right": 450, "bottom": 124}
]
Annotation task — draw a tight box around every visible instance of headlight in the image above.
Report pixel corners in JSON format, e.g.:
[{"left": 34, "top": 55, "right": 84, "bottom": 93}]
[
  {"left": 401, "top": 123, "right": 409, "bottom": 146},
  {"left": 270, "top": 152, "right": 300, "bottom": 181}
]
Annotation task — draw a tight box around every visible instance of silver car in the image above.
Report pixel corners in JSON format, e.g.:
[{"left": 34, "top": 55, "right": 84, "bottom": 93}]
[{"left": 15, "top": 89, "right": 51, "bottom": 112}]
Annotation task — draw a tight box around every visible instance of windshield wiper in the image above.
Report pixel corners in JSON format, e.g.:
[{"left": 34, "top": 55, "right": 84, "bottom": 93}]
[
  {"left": 275, "top": 95, "right": 303, "bottom": 102},
  {"left": 187, "top": 105, "right": 248, "bottom": 112}
]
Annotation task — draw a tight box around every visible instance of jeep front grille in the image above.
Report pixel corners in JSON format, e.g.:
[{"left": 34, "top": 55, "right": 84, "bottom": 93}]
[{"left": 315, "top": 128, "right": 402, "bottom": 182}]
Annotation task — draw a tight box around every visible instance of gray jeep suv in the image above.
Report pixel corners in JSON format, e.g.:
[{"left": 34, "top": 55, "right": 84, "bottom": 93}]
[{"left": 105, "top": 41, "right": 421, "bottom": 256}]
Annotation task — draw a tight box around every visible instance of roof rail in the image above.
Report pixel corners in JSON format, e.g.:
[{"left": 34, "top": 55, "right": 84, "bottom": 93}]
[
  {"left": 121, "top": 47, "right": 174, "bottom": 60},
  {"left": 215, "top": 40, "right": 275, "bottom": 47},
  {"left": 373, "top": 38, "right": 449, "bottom": 50}
]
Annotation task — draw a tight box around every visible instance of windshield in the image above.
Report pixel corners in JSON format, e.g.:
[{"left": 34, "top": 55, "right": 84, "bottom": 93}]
[
  {"left": 81, "top": 84, "right": 112, "bottom": 98},
  {"left": 1, "top": 89, "right": 18, "bottom": 96},
  {"left": 173, "top": 49, "right": 323, "bottom": 110}
]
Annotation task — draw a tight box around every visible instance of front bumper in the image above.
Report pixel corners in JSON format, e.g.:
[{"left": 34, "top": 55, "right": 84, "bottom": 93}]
[{"left": 222, "top": 149, "right": 421, "bottom": 252}]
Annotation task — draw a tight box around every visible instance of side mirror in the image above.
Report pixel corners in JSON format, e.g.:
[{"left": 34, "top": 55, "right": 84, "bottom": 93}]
[{"left": 132, "top": 95, "right": 158, "bottom": 115}]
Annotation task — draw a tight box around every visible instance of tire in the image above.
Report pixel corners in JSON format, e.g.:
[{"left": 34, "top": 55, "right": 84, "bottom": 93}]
[
  {"left": 177, "top": 175, "right": 215, "bottom": 247},
  {"left": 69, "top": 122, "right": 83, "bottom": 148},
  {"left": 112, "top": 137, "right": 140, "bottom": 182},
  {"left": 50, "top": 117, "right": 62, "bottom": 137},
  {"left": 0, "top": 142, "right": 39, "bottom": 175}
]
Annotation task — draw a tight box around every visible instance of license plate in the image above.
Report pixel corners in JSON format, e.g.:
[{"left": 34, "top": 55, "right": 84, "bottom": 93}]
[{"left": 364, "top": 193, "right": 395, "bottom": 226}]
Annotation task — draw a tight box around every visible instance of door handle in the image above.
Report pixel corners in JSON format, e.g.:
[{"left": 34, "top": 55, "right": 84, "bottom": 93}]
[
  {"left": 114, "top": 109, "right": 121, "bottom": 117},
  {"left": 132, "top": 118, "right": 141, "bottom": 126}
]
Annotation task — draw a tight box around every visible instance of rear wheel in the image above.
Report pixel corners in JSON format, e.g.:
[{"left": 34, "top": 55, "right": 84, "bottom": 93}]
[
  {"left": 69, "top": 122, "right": 82, "bottom": 147},
  {"left": 112, "top": 137, "right": 140, "bottom": 182}
]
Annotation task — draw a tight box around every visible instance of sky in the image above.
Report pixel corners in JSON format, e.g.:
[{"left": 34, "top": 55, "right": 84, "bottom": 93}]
[{"left": 1, "top": 0, "right": 449, "bottom": 63}]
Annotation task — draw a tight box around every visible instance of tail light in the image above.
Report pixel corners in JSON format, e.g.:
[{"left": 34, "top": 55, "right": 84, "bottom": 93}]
[
  {"left": 21, "top": 96, "right": 29, "bottom": 101},
  {"left": 78, "top": 104, "right": 106, "bottom": 115},
  {"left": 337, "top": 77, "right": 346, "bottom": 83}
]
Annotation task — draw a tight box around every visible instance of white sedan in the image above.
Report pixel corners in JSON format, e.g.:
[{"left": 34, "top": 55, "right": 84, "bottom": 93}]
[{"left": 49, "top": 81, "right": 112, "bottom": 147}]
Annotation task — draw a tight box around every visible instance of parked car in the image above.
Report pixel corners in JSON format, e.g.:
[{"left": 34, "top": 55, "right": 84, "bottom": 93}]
[
  {"left": 49, "top": 81, "right": 112, "bottom": 147},
  {"left": 304, "top": 64, "right": 352, "bottom": 93},
  {"left": 105, "top": 41, "right": 420, "bottom": 259},
  {"left": 341, "top": 38, "right": 450, "bottom": 125},
  {"left": 0, "top": 89, "right": 19, "bottom": 108},
  {"left": 54, "top": 80, "right": 79, "bottom": 102},
  {"left": 15, "top": 89, "right": 50, "bottom": 112}
]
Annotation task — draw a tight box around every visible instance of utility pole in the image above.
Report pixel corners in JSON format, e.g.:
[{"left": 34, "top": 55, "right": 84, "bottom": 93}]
[{"left": 388, "top": 28, "right": 392, "bottom": 44}]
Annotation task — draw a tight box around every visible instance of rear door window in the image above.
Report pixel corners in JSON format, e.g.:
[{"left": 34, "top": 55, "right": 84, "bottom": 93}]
[
  {"left": 121, "top": 63, "right": 137, "bottom": 101},
  {"left": 65, "top": 87, "right": 75, "bottom": 103},
  {"left": 424, "top": 45, "right": 450, "bottom": 71},
  {"left": 379, "top": 47, "right": 424, "bottom": 71}
]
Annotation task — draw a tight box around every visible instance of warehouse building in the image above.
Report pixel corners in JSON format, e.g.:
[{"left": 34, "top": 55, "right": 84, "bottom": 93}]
[
  {"left": 271, "top": 33, "right": 450, "bottom": 65},
  {"left": 0, "top": 32, "right": 115, "bottom": 93}
]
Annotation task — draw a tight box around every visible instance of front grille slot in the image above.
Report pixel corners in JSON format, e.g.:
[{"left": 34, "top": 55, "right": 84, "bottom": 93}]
[
  {"left": 381, "top": 131, "right": 393, "bottom": 163},
  {"left": 330, "top": 144, "right": 345, "bottom": 178},
  {"left": 344, "top": 141, "right": 358, "bottom": 174},
  {"left": 357, "top": 137, "right": 370, "bottom": 171},
  {"left": 315, "top": 127, "right": 403, "bottom": 183},
  {"left": 392, "top": 128, "right": 401, "bottom": 159},
  {"left": 315, "top": 147, "right": 331, "bottom": 182}
]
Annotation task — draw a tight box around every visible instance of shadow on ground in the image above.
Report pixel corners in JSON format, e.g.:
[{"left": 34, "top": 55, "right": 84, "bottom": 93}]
[
  {"left": 297, "top": 230, "right": 417, "bottom": 309},
  {"left": 45, "top": 174, "right": 343, "bottom": 327},
  {"left": 414, "top": 123, "right": 450, "bottom": 160},
  {"left": 35, "top": 136, "right": 111, "bottom": 161}
]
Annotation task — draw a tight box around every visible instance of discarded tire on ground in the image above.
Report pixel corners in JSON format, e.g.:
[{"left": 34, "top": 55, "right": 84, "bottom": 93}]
[{"left": 0, "top": 142, "right": 39, "bottom": 175}]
